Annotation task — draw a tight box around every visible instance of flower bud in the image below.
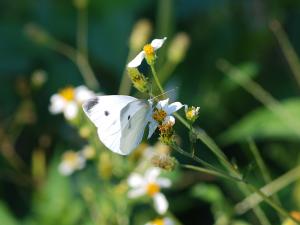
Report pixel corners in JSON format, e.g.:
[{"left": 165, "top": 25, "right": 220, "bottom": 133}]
[
  {"left": 167, "top": 32, "right": 190, "bottom": 64},
  {"left": 158, "top": 121, "right": 175, "bottom": 145},
  {"left": 127, "top": 67, "right": 149, "bottom": 93},
  {"left": 73, "top": 0, "right": 88, "bottom": 9},
  {"left": 31, "top": 70, "right": 47, "bottom": 89},
  {"left": 185, "top": 105, "right": 200, "bottom": 123},
  {"left": 151, "top": 153, "right": 177, "bottom": 171},
  {"left": 81, "top": 145, "right": 96, "bottom": 159},
  {"left": 129, "top": 19, "right": 152, "bottom": 51},
  {"left": 79, "top": 126, "right": 92, "bottom": 138}
]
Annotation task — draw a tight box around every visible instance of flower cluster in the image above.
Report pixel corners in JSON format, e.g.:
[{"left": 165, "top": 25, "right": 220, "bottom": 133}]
[
  {"left": 49, "top": 85, "right": 95, "bottom": 120},
  {"left": 127, "top": 167, "right": 171, "bottom": 214},
  {"left": 149, "top": 99, "right": 183, "bottom": 144}
]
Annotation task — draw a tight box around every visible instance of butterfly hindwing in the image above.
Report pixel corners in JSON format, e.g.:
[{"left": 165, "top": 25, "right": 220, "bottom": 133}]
[
  {"left": 82, "top": 95, "right": 150, "bottom": 155},
  {"left": 119, "top": 100, "right": 151, "bottom": 155}
]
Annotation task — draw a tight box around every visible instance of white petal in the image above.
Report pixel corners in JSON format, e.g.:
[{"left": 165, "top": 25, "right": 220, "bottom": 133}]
[
  {"left": 49, "top": 94, "right": 66, "bottom": 114},
  {"left": 127, "top": 51, "right": 145, "bottom": 68},
  {"left": 157, "top": 178, "right": 172, "bottom": 188},
  {"left": 58, "top": 163, "right": 74, "bottom": 176},
  {"left": 148, "top": 119, "right": 158, "bottom": 139},
  {"left": 164, "top": 217, "right": 174, "bottom": 225},
  {"left": 128, "top": 187, "right": 146, "bottom": 198},
  {"left": 145, "top": 167, "right": 161, "bottom": 182},
  {"left": 156, "top": 98, "right": 169, "bottom": 110},
  {"left": 165, "top": 101, "right": 183, "bottom": 114},
  {"left": 153, "top": 193, "right": 168, "bottom": 214},
  {"left": 151, "top": 37, "right": 167, "bottom": 50},
  {"left": 184, "top": 104, "right": 188, "bottom": 113},
  {"left": 163, "top": 116, "right": 175, "bottom": 125},
  {"left": 128, "top": 173, "right": 145, "bottom": 188},
  {"left": 75, "top": 85, "right": 95, "bottom": 103},
  {"left": 64, "top": 102, "right": 78, "bottom": 120}
]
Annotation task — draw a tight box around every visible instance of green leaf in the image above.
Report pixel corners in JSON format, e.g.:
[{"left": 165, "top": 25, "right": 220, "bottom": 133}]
[
  {"left": 31, "top": 157, "right": 85, "bottom": 225},
  {"left": 0, "top": 202, "right": 19, "bottom": 225},
  {"left": 219, "top": 98, "right": 300, "bottom": 145},
  {"left": 191, "top": 183, "right": 223, "bottom": 203}
]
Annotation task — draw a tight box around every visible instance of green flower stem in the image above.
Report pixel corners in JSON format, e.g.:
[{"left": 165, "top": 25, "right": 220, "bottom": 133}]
[
  {"left": 182, "top": 164, "right": 242, "bottom": 183},
  {"left": 270, "top": 20, "right": 300, "bottom": 88},
  {"left": 26, "top": 24, "right": 99, "bottom": 90},
  {"left": 150, "top": 64, "right": 165, "bottom": 95},
  {"left": 148, "top": 62, "right": 295, "bottom": 223},
  {"left": 217, "top": 59, "right": 300, "bottom": 137},
  {"left": 235, "top": 164, "right": 300, "bottom": 214},
  {"left": 246, "top": 183, "right": 299, "bottom": 224},
  {"left": 77, "top": 2, "right": 88, "bottom": 58},
  {"left": 170, "top": 143, "right": 239, "bottom": 180},
  {"left": 175, "top": 112, "right": 237, "bottom": 175},
  {"left": 248, "top": 138, "right": 282, "bottom": 214}
]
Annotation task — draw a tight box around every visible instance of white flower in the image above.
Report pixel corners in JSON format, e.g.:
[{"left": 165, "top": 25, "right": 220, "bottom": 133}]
[
  {"left": 145, "top": 217, "right": 174, "bottom": 225},
  {"left": 58, "top": 150, "right": 86, "bottom": 176},
  {"left": 128, "top": 37, "right": 167, "bottom": 68},
  {"left": 127, "top": 167, "right": 171, "bottom": 214},
  {"left": 148, "top": 98, "right": 183, "bottom": 138},
  {"left": 49, "top": 85, "right": 95, "bottom": 120}
]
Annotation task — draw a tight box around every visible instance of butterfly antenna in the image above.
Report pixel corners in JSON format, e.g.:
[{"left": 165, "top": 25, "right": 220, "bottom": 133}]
[{"left": 150, "top": 87, "right": 179, "bottom": 101}]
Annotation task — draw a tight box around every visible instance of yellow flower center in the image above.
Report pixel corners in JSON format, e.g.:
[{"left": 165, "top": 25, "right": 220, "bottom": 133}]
[
  {"left": 59, "top": 87, "right": 75, "bottom": 101},
  {"left": 152, "top": 218, "right": 164, "bottom": 225},
  {"left": 146, "top": 182, "right": 160, "bottom": 196},
  {"left": 186, "top": 109, "right": 195, "bottom": 120},
  {"left": 152, "top": 109, "right": 167, "bottom": 123},
  {"left": 143, "top": 44, "right": 155, "bottom": 56}
]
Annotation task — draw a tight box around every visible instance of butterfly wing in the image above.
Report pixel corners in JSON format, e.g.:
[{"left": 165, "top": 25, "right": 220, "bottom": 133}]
[
  {"left": 82, "top": 95, "right": 139, "bottom": 154},
  {"left": 119, "top": 100, "right": 151, "bottom": 155}
]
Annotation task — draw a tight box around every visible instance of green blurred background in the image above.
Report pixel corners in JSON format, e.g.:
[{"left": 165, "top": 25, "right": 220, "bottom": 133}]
[{"left": 1, "top": 0, "right": 300, "bottom": 224}]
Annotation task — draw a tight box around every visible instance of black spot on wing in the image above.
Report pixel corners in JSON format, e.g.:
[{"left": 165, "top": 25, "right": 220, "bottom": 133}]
[
  {"left": 105, "top": 111, "right": 109, "bottom": 116},
  {"left": 84, "top": 97, "right": 98, "bottom": 112},
  {"left": 128, "top": 115, "right": 131, "bottom": 120}
]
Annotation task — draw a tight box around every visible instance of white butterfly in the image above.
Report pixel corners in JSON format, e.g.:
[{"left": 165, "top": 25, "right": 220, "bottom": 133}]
[{"left": 82, "top": 95, "right": 152, "bottom": 155}]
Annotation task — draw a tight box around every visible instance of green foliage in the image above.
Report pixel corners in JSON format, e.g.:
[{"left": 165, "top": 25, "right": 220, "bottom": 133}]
[
  {"left": 0, "top": 202, "right": 19, "bottom": 225},
  {"left": 219, "top": 98, "right": 300, "bottom": 144}
]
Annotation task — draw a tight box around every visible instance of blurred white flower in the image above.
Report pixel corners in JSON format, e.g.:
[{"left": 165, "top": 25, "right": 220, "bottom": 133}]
[
  {"left": 58, "top": 150, "right": 86, "bottom": 176},
  {"left": 127, "top": 167, "right": 171, "bottom": 214},
  {"left": 145, "top": 217, "right": 174, "bottom": 225},
  {"left": 128, "top": 37, "right": 167, "bottom": 68},
  {"left": 49, "top": 85, "right": 95, "bottom": 120},
  {"left": 148, "top": 98, "right": 183, "bottom": 138}
]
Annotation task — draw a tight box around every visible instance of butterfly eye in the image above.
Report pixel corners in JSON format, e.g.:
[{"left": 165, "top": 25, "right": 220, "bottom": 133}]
[{"left": 104, "top": 111, "right": 109, "bottom": 116}]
